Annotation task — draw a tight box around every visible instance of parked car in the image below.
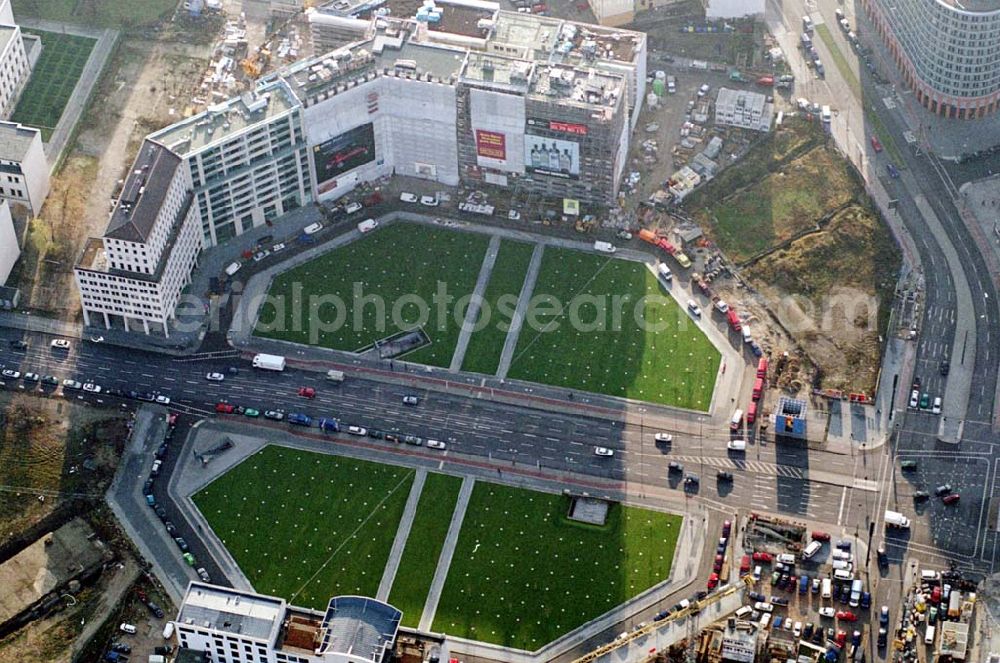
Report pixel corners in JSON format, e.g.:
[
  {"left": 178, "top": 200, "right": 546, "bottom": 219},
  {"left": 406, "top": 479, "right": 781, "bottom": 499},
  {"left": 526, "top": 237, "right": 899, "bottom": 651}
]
[
  {"left": 51, "top": 339, "right": 71, "bottom": 349},
  {"left": 427, "top": 439, "right": 447, "bottom": 450},
  {"left": 654, "top": 433, "right": 673, "bottom": 443},
  {"left": 835, "top": 611, "right": 857, "bottom": 622},
  {"left": 594, "top": 446, "right": 614, "bottom": 457},
  {"left": 399, "top": 192, "right": 418, "bottom": 203},
  {"left": 935, "top": 484, "right": 952, "bottom": 496},
  {"left": 61, "top": 379, "right": 82, "bottom": 390},
  {"left": 215, "top": 402, "right": 235, "bottom": 414},
  {"left": 420, "top": 195, "right": 439, "bottom": 207},
  {"left": 155, "top": 394, "right": 171, "bottom": 405},
  {"left": 347, "top": 425, "right": 367, "bottom": 436},
  {"left": 402, "top": 395, "right": 419, "bottom": 406},
  {"left": 669, "top": 462, "right": 684, "bottom": 473},
  {"left": 819, "top": 607, "right": 836, "bottom": 618},
  {"left": 752, "top": 552, "right": 773, "bottom": 563},
  {"left": 943, "top": 493, "right": 961, "bottom": 505},
  {"left": 717, "top": 470, "right": 734, "bottom": 481},
  {"left": 206, "top": 372, "right": 225, "bottom": 381},
  {"left": 870, "top": 135, "right": 883, "bottom": 152}
]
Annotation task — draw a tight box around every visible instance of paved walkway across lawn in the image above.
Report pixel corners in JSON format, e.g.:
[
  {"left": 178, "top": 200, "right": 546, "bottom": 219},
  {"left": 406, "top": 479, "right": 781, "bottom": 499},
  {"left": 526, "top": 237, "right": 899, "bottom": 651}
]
[
  {"left": 419, "top": 475, "right": 475, "bottom": 631},
  {"left": 376, "top": 468, "right": 427, "bottom": 601},
  {"left": 495, "top": 243, "right": 545, "bottom": 380},
  {"left": 450, "top": 235, "right": 502, "bottom": 372}
]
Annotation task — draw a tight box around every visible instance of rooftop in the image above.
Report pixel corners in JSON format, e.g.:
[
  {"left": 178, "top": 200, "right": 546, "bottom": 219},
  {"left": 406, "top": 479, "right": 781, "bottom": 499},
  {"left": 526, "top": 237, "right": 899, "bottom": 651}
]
[
  {"left": 151, "top": 81, "right": 298, "bottom": 155},
  {"left": 528, "top": 63, "right": 624, "bottom": 111},
  {"left": 318, "top": 596, "right": 401, "bottom": 663},
  {"left": 0, "top": 120, "right": 40, "bottom": 161},
  {"left": 0, "top": 25, "right": 16, "bottom": 53},
  {"left": 489, "top": 11, "right": 641, "bottom": 64},
  {"left": 105, "top": 139, "right": 181, "bottom": 243},
  {"left": 317, "top": 0, "right": 497, "bottom": 38},
  {"left": 177, "top": 583, "right": 284, "bottom": 642},
  {"left": 460, "top": 51, "right": 531, "bottom": 91},
  {"left": 936, "top": 0, "right": 1000, "bottom": 13}
]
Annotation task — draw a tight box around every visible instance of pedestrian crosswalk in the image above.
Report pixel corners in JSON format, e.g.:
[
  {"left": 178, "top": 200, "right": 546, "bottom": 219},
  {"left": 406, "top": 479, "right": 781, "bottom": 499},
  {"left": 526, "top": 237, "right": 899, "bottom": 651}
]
[{"left": 671, "top": 455, "right": 807, "bottom": 479}]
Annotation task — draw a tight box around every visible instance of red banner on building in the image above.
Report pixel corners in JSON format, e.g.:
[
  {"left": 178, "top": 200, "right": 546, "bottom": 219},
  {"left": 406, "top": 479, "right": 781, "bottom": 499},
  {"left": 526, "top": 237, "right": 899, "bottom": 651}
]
[
  {"left": 548, "top": 120, "right": 588, "bottom": 135},
  {"left": 475, "top": 130, "right": 507, "bottom": 160}
]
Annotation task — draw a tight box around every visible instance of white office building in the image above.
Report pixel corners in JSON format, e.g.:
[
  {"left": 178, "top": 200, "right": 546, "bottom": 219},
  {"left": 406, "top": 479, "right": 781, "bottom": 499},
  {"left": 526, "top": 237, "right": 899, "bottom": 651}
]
[
  {"left": 714, "top": 87, "right": 773, "bottom": 132},
  {"left": 172, "top": 582, "right": 402, "bottom": 663},
  {"left": 0, "top": 120, "right": 49, "bottom": 216},
  {"left": 0, "top": 0, "right": 31, "bottom": 119},
  {"left": 74, "top": 140, "right": 202, "bottom": 336},
  {"left": 0, "top": 199, "right": 18, "bottom": 283}
]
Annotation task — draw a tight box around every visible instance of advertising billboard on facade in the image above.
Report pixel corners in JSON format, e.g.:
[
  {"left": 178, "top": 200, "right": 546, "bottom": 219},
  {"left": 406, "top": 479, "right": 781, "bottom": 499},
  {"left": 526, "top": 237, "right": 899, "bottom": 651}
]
[
  {"left": 526, "top": 117, "right": 589, "bottom": 136},
  {"left": 313, "top": 123, "right": 376, "bottom": 192},
  {"left": 475, "top": 130, "right": 507, "bottom": 161},
  {"left": 524, "top": 134, "right": 579, "bottom": 179}
]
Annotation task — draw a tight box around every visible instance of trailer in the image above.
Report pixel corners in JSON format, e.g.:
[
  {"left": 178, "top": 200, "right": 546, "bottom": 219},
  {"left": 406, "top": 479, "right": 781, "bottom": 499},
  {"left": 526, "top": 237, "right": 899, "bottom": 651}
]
[
  {"left": 884, "top": 510, "right": 911, "bottom": 529},
  {"left": 252, "top": 354, "right": 286, "bottom": 371}
]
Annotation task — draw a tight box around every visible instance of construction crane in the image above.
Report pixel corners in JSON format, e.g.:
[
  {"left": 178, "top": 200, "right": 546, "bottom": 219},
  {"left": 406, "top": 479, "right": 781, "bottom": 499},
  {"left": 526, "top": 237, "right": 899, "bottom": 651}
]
[{"left": 241, "top": 46, "right": 271, "bottom": 78}]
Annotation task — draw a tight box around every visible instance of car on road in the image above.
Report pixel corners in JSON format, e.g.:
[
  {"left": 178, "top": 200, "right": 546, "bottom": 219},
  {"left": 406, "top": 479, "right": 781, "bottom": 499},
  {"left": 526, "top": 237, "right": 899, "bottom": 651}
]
[
  {"left": 243, "top": 408, "right": 260, "bottom": 418},
  {"left": 22, "top": 372, "right": 39, "bottom": 382},
  {"left": 298, "top": 386, "right": 316, "bottom": 398},
  {"left": 183, "top": 552, "right": 196, "bottom": 566},
  {"left": 886, "top": 163, "right": 900, "bottom": 178},
  {"left": 687, "top": 300, "right": 702, "bottom": 317},
  {"left": 136, "top": 391, "right": 156, "bottom": 402},
  {"left": 9, "top": 340, "right": 27, "bottom": 349},
  {"left": 419, "top": 195, "right": 439, "bottom": 207},
  {"left": 943, "top": 493, "right": 960, "bottom": 505},
  {"left": 654, "top": 433, "right": 673, "bottom": 443},
  {"left": 812, "top": 531, "right": 831, "bottom": 541},
  {"left": 62, "top": 379, "right": 82, "bottom": 390},
  {"left": 83, "top": 383, "right": 102, "bottom": 393},
  {"left": 253, "top": 250, "right": 270, "bottom": 262},
  {"left": 1, "top": 369, "right": 20, "bottom": 379},
  {"left": 669, "top": 461, "right": 683, "bottom": 473},
  {"left": 697, "top": 83, "right": 710, "bottom": 97},
  {"left": 156, "top": 394, "right": 171, "bottom": 405},
  {"left": 272, "top": 242, "right": 286, "bottom": 252},
  {"left": 819, "top": 607, "right": 836, "bottom": 618},
  {"left": 206, "top": 372, "right": 225, "bottom": 381},
  {"left": 42, "top": 375, "right": 58, "bottom": 386},
  {"left": 427, "top": 439, "right": 447, "bottom": 450},
  {"left": 594, "top": 446, "right": 614, "bottom": 457},
  {"left": 402, "top": 395, "right": 419, "bottom": 406},
  {"left": 197, "top": 567, "right": 211, "bottom": 582},
  {"left": 717, "top": 470, "right": 734, "bottom": 481},
  {"left": 119, "top": 623, "right": 136, "bottom": 634},
  {"left": 347, "top": 426, "right": 367, "bottom": 436},
  {"left": 345, "top": 201, "right": 363, "bottom": 214},
  {"left": 263, "top": 410, "right": 284, "bottom": 420},
  {"left": 216, "top": 402, "right": 235, "bottom": 414},
  {"left": 368, "top": 429, "right": 384, "bottom": 439},
  {"left": 932, "top": 397, "right": 942, "bottom": 414},
  {"left": 707, "top": 572, "right": 719, "bottom": 589},
  {"left": 400, "top": 192, "right": 418, "bottom": 203},
  {"left": 51, "top": 339, "right": 71, "bottom": 350},
  {"left": 151, "top": 459, "right": 162, "bottom": 477},
  {"left": 384, "top": 433, "right": 400, "bottom": 443},
  {"left": 684, "top": 474, "right": 699, "bottom": 486},
  {"left": 870, "top": 135, "right": 883, "bottom": 152},
  {"left": 878, "top": 628, "right": 887, "bottom": 647},
  {"left": 403, "top": 435, "right": 423, "bottom": 446},
  {"left": 879, "top": 606, "right": 889, "bottom": 626},
  {"left": 901, "top": 460, "right": 918, "bottom": 470},
  {"left": 914, "top": 490, "right": 930, "bottom": 501},
  {"left": 935, "top": 483, "right": 952, "bottom": 496},
  {"left": 835, "top": 611, "right": 857, "bottom": 622},
  {"left": 174, "top": 537, "right": 189, "bottom": 552},
  {"left": 940, "top": 360, "right": 950, "bottom": 376}
]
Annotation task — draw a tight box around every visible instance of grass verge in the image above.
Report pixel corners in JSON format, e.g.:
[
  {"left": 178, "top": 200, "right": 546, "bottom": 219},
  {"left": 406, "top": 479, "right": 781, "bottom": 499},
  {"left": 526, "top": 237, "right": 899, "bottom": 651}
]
[
  {"left": 194, "top": 446, "right": 414, "bottom": 609},
  {"left": 461, "top": 240, "right": 535, "bottom": 375},
  {"left": 12, "top": 30, "right": 96, "bottom": 141},
  {"left": 433, "top": 482, "right": 682, "bottom": 649},
  {"left": 506, "top": 249, "right": 719, "bottom": 410},
  {"left": 387, "top": 472, "right": 462, "bottom": 627},
  {"left": 815, "top": 25, "right": 861, "bottom": 99},
  {"left": 12, "top": 0, "right": 175, "bottom": 27},
  {"left": 256, "top": 223, "right": 490, "bottom": 368}
]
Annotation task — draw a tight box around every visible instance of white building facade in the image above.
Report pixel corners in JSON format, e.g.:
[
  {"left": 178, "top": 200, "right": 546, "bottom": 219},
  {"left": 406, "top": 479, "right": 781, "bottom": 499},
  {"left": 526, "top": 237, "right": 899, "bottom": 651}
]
[
  {"left": 0, "top": 120, "right": 50, "bottom": 216},
  {"left": 0, "top": 199, "right": 18, "bottom": 283},
  {"left": 74, "top": 140, "right": 202, "bottom": 336},
  {"left": 0, "top": 0, "right": 29, "bottom": 120}
]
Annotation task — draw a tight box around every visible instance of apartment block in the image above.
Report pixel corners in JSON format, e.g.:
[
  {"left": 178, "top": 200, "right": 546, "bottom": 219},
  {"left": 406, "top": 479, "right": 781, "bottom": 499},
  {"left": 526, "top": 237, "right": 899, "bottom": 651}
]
[{"left": 0, "top": 120, "right": 49, "bottom": 216}]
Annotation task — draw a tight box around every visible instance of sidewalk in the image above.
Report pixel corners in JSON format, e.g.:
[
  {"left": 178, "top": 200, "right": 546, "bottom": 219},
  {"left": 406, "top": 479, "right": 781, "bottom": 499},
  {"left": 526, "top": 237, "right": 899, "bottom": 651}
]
[
  {"left": 377, "top": 469, "right": 427, "bottom": 602},
  {"left": 419, "top": 476, "right": 474, "bottom": 631},
  {"left": 450, "top": 235, "right": 501, "bottom": 372}
]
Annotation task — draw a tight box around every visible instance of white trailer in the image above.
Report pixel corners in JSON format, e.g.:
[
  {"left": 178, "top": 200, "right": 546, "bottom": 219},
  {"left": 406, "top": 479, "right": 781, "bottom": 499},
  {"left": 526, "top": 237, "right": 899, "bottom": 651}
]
[
  {"left": 252, "top": 354, "right": 286, "bottom": 371},
  {"left": 884, "top": 510, "right": 910, "bottom": 528}
]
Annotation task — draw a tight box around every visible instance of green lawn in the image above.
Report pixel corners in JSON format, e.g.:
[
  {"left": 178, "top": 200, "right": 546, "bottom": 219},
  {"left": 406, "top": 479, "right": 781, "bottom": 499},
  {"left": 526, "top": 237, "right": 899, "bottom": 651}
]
[
  {"left": 814, "top": 25, "right": 862, "bottom": 99},
  {"left": 256, "top": 223, "right": 490, "bottom": 368},
  {"left": 11, "top": 30, "right": 95, "bottom": 141},
  {"left": 433, "top": 482, "right": 682, "bottom": 649},
  {"left": 12, "top": 0, "right": 175, "bottom": 27},
  {"left": 507, "top": 249, "right": 719, "bottom": 410},
  {"left": 461, "top": 240, "right": 535, "bottom": 375},
  {"left": 387, "top": 472, "right": 462, "bottom": 627},
  {"left": 193, "top": 446, "right": 415, "bottom": 609}
]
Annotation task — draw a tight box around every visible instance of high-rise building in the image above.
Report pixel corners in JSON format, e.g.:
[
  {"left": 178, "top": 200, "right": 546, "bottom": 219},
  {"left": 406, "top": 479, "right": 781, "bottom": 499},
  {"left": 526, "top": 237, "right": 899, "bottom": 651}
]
[{"left": 861, "top": 0, "right": 1000, "bottom": 118}]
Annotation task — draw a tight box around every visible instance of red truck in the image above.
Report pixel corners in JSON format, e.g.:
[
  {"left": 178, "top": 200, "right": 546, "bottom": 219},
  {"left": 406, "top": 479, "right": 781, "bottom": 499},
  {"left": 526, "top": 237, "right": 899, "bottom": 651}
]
[
  {"left": 725, "top": 308, "right": 741, "bottom": 332},
  {"left": 752, "top": 377, "right": 764, "bottom": 401},
  {"left": 756, "top": 356, "right": 768, "bottom": 379}
]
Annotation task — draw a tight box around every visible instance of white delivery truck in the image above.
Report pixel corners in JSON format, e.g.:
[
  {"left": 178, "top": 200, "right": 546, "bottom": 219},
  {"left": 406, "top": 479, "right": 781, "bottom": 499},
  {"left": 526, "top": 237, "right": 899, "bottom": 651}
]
[
  {"left": 594, "top": 241, "right": 617, "bottom": 254},
  {"left": 849, "top": 578, "right": 863, "bottom": 607},
  {"left": 252, "top": 354, "right": 286, "bottom": 371},
  {"left": 884, "top": 510, "right": 911, "bottom": 529},
  {"left": 326, "top": 369, "right": 345, "bottom": 383}
]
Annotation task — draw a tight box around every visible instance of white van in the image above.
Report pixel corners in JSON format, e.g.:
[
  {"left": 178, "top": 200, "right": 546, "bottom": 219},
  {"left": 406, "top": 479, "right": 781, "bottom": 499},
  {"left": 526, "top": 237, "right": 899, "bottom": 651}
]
[
  {"left": 730, "top": 409, "right": 744, "bottom": 430},
  {"left": 832, "top": 559, "right": 853, "bottom": 571},
  {"left": 925, "top": 625, "right": 936, "bottom": 645},
  {"left": 753, "top": 565, "right": 762, "bottom": 581},
  {"left": 727, "top": 439, "right": 747, "bottom": 451},
  {"left": 821, "top": 105, "right": 832, "bottom": 123},
  {"left": 742, "top": 326, "right": 753, "bottom": 343},
  {"left": 821, "top": 578, "right": 832, "bottom": 599},
  {"left": 357, "top": 218, "right": 378, "bottom": 233},
  {"left": 849, "top": 579, "right": 863, "bottom": 607},
  {"left": 803, "top": 540, "right": 823, "bottom": 559},
  {"left": 921, "top": 569, "right": 940, "bottom": 582},
  {"left": 735, "top": 605, "right": 753, "bottom": 618},
  {"left": 594, "top": 240, "right": 617, "bottom": 254},
  {"left": 657, "top": 263, "right": 673, "bottom": 282},
  {"left": 834, "top": 568, "right": 854, "bottom": 581},
  {"left": 759, "top": 612, "right": 771, "bottom": 628}
]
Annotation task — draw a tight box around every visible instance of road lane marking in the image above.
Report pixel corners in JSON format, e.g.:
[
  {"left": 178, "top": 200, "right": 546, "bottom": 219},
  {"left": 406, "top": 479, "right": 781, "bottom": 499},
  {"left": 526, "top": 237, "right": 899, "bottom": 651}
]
[{"left": 837, "top": 486, "right": 847, "bottom": 525}]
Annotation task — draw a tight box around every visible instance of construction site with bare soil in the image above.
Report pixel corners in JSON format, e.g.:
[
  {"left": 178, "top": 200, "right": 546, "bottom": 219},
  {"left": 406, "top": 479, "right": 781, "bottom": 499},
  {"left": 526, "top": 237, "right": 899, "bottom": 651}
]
[{"left": 676, "top": 119, "right": 900, "bottom": 396}]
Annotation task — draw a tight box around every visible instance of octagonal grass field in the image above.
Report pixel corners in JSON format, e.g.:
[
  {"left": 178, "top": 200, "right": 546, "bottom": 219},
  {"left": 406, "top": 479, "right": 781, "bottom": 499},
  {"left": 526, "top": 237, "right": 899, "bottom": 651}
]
[
  {"left": 193, "top": 446, "right": 415, "bottom": 608},
  {"left": 507, "top": 247, "right": 721, "bottom": 410},
  {"left": 255, "top": 223, "right": 490, "bottom": 368},
  {"left": 432, "top": 482, "right": 682, "bottom": 649}
]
